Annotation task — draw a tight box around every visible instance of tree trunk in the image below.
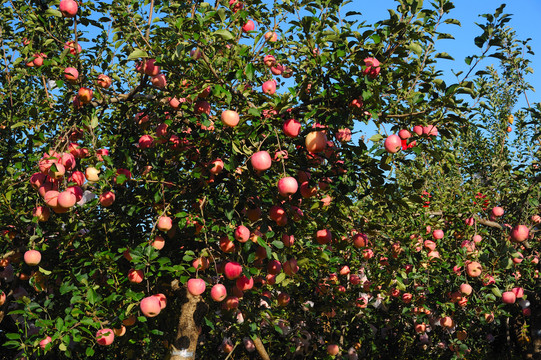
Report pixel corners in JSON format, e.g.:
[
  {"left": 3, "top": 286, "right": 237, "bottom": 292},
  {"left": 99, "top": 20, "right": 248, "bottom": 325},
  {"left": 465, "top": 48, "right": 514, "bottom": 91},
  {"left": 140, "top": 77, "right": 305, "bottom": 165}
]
[{"left": 165, "top": 287, "right": 208, "bottom": 360}]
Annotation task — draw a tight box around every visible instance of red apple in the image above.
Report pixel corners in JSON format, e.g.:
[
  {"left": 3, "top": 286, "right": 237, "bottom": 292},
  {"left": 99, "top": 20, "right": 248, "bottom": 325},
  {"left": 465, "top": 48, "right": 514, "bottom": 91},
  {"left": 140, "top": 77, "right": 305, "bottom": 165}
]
[
  {"left": 97, "top": 74, "right": 112, "bottom": 89},
  {"left": 283, "top": 258, "right": 299, "bottom": 275},
  {"left": 211, "top": 284, "right": 227, "bottom": 302},
  {"left": 263, "top": 55, "right": 276, "bottom": 67},
  {"left": 432, "top": 229, "right": 444, "bottom": 239},
  {"left": 283, "top": 118, "right": 301, "bottom": 137},
  {"left": 140, "top": 296, "right": 162, "bottom": 317},
  {"left": 57, "top": 190, "right": 77, "bottom": 208},
  {"left": 209, "top": 159, "right": 224, "bottom": 175},
  {"left": 128, "top": 269, "right": 143, "bottom": 283},
  {"left": 440, "top": 316, "right": 454, "bottom": 329},
  {"left": 510, "top": 225, "right": 529, "bottom": 242},
  {"left": 220, "top": 236, "right": 235, "bottom": 253},
  {"left": 187, "top": 278, "right": 206, "bottom": 296},
  {"left": 277, "top": 292, "right": 290, "bottom": 306},
  {"left": 398, "top": 129, "right": 411, "bottom": 139},
  {"left": 234, "top": 225, "right": 250, "bottom": 243},
  {"left": 316, "top": 229, "right": 332, "bottom": 244},
  {"left": 336, "top": 128, "right": 352, "bottom": 142},
  {"left": 64, "top": 67, "right": 79, "bottom": 82},
  {"left": 242, "top": 20, "right": 255, "bottom": 32},
  {"left": 24, "top": 250, "right": 41, "bottom": 266},
  {"left": 262, "top": 80, "right": 276, "bottom": 95},
  {"left": 157, "top": 216, "right": 172, "bottom": 231},
  {"left": 151, "top": 235, "right": 165, "bottom": 250},
  {"left": 78, "top": 87, "right": 93, "bottom": 104},
  {"left": 492, "top": 206, "right": 504, "bottom": 217},
  {"left": 96, "top": 328, "right": 114, "bottom": 346},
  {"left": 224, "top": 261, "right": 243, "bottom": 280},
  {"left": 502, "top": 291, "right": 516, "bottom": 304},
  {"left": 352, "top": 233, "right": 368, "bottom": 248},
  {"left": 384, "top": 135, "right": 401, "bottom": 153},
  {"left": 282, "top": 234, "right": 294, "bottom": 247},
  {"left": 236, "top": 275, "right": 254, "bottom": 291},
  {"left": 221, "top": 110, "right": 240, "bottom": 127},
  {"left": 39, "top": 336, "right": 52, "bottom": 349},
  {"left": 251, "top": 151, "right": 272, "bottom": 171},
  {"left": 59, "top": 0, "right": 78, "bottom": 17},
  {"left": 327, "top": 344, "right": 340, "bottom": 356},
  {"left": 99, "top": 191, "right": 115, "bottom": 207},
  {"left": 267, "top": 260, "right": 282, "bottom": 275},
  {"left": 465, "top": 261, "right": 482, "bottom": 277},
  {"left": 151, "top": 73, "right": 167, "bottom": 89},
  {"left": 277, "top": 177, "right": 298, "bottom": 197},
  {"left": 460, "top": 283, "right": 473, "bottom": 296},
  {"left": 32, "top": 206, "right": 51, "bottom": 222}
]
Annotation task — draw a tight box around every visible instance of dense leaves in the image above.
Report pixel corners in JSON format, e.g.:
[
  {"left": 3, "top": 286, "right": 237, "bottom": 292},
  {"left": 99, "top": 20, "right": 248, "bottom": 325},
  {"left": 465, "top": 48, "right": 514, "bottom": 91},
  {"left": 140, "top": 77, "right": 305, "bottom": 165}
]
[{"left": 0, "top": 0, "right": 540, "bottom": 359}]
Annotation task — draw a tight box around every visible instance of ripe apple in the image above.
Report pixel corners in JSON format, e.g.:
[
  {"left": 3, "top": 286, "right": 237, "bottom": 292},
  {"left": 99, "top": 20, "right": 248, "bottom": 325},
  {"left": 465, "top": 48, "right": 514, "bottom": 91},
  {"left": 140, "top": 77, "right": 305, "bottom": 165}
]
[
  {"left": 242, "top": 20, "right": 255, "bottom": 32},
  {"left": 236, "top": 275, "right": 254, "bottom": 291},
  {"left": 263, "top": 55, "right": 276, "bottom": 67},
  {"left": 316, "top": 229, "right": 332, "bottom": 244},
  {"left": 151, "top": 235, "right": 165, "bottom": 250},
  {"left": 192, "top": 257, "right": 209, "bottom": 271},
  {"left": 512, "top": 287, "right": 524, "bottom": 298},
  {"left": 224, "top": 261, "right": 243, "bottom": 280},
  {"left": 96, "top": 328, "right": 114, "bottom": 346},
  {"left": 59, "top": 0, "right": 78, "bottom": 17},
  {"left": 64, "top": 40, "right": 82, "bottom": 55},
  {"left": 57, "top": 190, "right": 77, "bottom": 208},
  {"left": 267, "top": 260, "right": 282, "bottom": 275},
  {"left": 97, "top": 74, "right": 112, "bottom": 88},
  {"left": 138, "top": 134, "right": 154, "bottom": 149},
  {"left": 221, "top": 110, "right": 240, "bottom": 127},
  {"left": 531, "top": 214, "right": 541, "bottom": 223},
  {"left": 140, "top": 296, "right": 161, "bottom": 317},
  {"left": 264, "top": 31, "right": 278, "bottom": 42},
  {"left": 222, "top": 296, "right": 239, "bottom": 310},
  {"left": 151, "top": 73, "right": 167, "bottom": 89},
  {"left": 78, "top": 87, "right": 93, "bottom": 104},
  {"left": 352, "top": 233, "right": 368, "bottom": 248},
  {"left": 283, "top": 118, "right": 301, "bottom": 137},
  {"left": 432, "top": 229, "right": 444, "bottom": 239},
  {"left": 460, "top": 283, "right": 473, "bottom": 296},
  {"left": 398, "top": 129, "right": 411, "bottom": 139},
  {"left": 113, "top": 326, "right": 126, "bottom": 337},
  {"left": 510, "top": 225, "right": 529, "bottom": 242},
  {"left": 128, "top": 269, "right": 143, "bottom": 283},
  {"left": 85, "top": 167, "right": 100, "bottom": 182},
  {"left": 194, "top": 100, "right": 211, "bottom": 115},
  {"left": 219, "top": 236, "right": 235, "bottom": 253},
  {"left": 465, "top": 261, "right": 482, "bottom": 277},
  {"left": 211, "top": 284, "right": 227, "bottom": 302},
  {"left": 305, "top": 131, "right": 327, "bottom": 153},
  {"left": 48, "top": 163, "right": 65, "bottom": 180},
  {"left": 99, "top": 191, "right": 115, "bottom": 207},
  {"left": 384, "top": 135, "right": 401, "bottom": 153},
  {"left": 32, "top": 206, "right": 51, "bottom": 222},
  {"left": 24, "top": 250, "right": 41, "bottom": 266},
  {"left": 282, "top": 234, "right": 294, "bottom": 247},
  {"left": 283, "top": 258, "right": 299, "bottom": 275},
  {"left": 157, "top": 216, "right": 172, "bottom": 231},
  {"left": 327, "top": 344, "right": 340, "bottom": 356},
  {"left": 187, "top": 278, "right": 206, "bottom": 296},
  {"left": 251, "top": 151, "right": 272, "bottom": 171},
  {"left": 440, "top": 316, "right": 454, "bottom": 329},
  {"left": 277, "top": 292, "right": 290, "bottom": 306},
  {"left": 39, "top": 335, "right": 52, "bottom": 350},
  {"left": 502, "top": 291, "right": 516, "bottom": 304},
  {"left": 234, "top": 225, "right": 250, "bottom": 243},
  {"left": 492, "top": 206, "right": 504, "bottom": 217},
  {"left": 64, "top": 67, "right": 79, "bottom": 83},
  {"left": 277, "top": 177, "right": 298, "bottom": 197},
  {"left": 415, "top": 323, "right": 426, "bottom": 333},
  {"left": 262, "top": 80, "right": 277, "bottom": 95}
]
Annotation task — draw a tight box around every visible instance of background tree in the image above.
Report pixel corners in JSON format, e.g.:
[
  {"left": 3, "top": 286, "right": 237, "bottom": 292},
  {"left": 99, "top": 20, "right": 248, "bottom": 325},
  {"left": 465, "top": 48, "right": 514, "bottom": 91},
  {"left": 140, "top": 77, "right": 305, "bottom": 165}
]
[{"left": 0, "top": 0, "right": 539, "bottom": 359}]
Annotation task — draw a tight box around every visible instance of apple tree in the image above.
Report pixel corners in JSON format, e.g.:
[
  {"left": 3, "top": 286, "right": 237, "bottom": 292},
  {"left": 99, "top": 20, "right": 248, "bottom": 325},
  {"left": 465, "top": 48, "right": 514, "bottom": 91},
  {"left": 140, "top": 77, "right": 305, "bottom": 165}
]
[{"left": 0, "top": 0, "right": 540, "bottom": 359}]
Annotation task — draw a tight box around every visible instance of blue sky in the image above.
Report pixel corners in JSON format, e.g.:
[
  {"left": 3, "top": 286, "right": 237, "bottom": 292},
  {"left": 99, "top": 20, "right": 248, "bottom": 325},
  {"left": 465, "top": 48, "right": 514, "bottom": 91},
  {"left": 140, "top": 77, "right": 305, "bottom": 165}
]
[{"left": 355, "top": 0, "right": 540, "bottom": 110}]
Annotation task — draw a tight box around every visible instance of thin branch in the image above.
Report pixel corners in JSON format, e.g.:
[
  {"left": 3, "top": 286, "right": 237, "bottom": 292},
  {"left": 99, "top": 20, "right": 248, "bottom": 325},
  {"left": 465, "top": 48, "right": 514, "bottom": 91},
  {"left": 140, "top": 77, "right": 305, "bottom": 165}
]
[{"left": 146, "top": 0, "right": 155, "bottom": 40}]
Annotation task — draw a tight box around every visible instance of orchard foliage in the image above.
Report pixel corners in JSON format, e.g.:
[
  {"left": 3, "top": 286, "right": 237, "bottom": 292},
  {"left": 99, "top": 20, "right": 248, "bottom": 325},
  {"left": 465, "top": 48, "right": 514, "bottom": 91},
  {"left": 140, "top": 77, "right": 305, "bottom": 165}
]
[{"left": 0, "top": 0, "right": 540, "bottom": 359}]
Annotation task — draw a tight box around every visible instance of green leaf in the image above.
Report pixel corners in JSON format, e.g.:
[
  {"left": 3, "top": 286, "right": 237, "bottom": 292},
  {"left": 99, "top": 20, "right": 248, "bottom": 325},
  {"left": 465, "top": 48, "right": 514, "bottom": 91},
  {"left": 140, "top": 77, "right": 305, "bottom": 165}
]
[
  {"left": 45, "top": 9, "right": 62, "bottom": 17},
  {"left": 435, "top": 52, "right": 454, "bottom": 60},
  {"left": 407, "top": 43, "right": 423, "bottom": 56},
  {"left": 369, "top": 134, "right": 383, "bottom": 142},
  {"left": 213, "top": 29, "right": 234, "bottom": 41},
  {"left": 127, "top": 49, "right": 149, "bottom": 61},
  {"left": 39, "top": 267, "right": 51, "bottom": 275},
  {"left": 275, "top": 272, "right": 286, "bottom": 284},
  {"left": 86, "top": 288, "right": 101, "bottom": 305}
]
